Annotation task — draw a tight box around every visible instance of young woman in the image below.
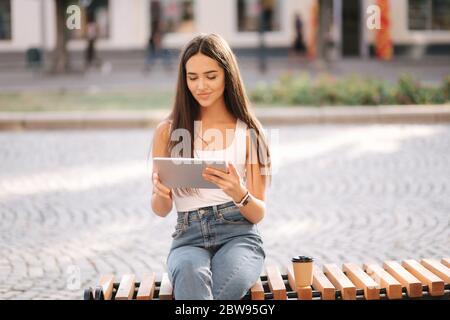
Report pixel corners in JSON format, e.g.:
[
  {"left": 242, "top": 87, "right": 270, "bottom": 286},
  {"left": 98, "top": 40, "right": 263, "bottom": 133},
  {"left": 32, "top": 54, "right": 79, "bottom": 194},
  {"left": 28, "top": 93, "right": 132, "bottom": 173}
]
[{"left": 151, "top": 33, "right": 271, "bottom": 300}]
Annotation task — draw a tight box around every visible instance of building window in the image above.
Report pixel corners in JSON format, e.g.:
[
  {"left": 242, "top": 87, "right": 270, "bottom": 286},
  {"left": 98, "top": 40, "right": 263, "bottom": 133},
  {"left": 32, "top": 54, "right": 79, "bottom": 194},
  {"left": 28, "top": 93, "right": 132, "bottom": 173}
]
[
  {"left": 237, "top": 0, "right": 281, "bottom": 32},
  {"left": 159, "top": 0, "right": 195, "bottom": 33},
  {"left": 0, "top": 0, "right": 11, "bottom": 40},
  {"left": 69, "top": 0, "right": 109, "bottom": 39},
  {"left": 432, "top": 0, "right": 450, "bottom": 30},
  {"left": 409, "top": 0, "right": 450, "bottom": 30}
]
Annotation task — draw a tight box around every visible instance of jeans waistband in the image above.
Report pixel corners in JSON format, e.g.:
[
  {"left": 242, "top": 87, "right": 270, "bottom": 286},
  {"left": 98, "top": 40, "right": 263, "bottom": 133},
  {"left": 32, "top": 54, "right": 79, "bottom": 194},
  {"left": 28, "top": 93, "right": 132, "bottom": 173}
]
[
  {"left": 177, "top": 201, "right": 237, "bottom": 222},
  {"left": 178, "top": 201, "right": 236, "bottom": 214}
]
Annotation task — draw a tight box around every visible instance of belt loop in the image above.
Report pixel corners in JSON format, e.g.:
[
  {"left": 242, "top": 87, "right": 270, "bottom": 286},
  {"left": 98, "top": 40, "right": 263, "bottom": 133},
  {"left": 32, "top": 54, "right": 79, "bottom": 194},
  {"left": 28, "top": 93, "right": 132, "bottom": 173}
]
[
  {"left": 212, "top": 204, "right": 220, "bottom": 220},
  {"left": 183, "top": 211, "right": 189, "bottom": 227}
]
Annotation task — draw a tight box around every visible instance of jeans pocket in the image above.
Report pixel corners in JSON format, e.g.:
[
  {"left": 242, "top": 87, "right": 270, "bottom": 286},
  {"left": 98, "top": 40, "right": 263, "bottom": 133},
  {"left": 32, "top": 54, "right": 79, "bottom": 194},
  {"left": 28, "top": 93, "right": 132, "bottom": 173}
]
[
  {"left": 171, "top": 217, "right": 187, "bottom": 239},
  {"left": 220, "top": 208, "right": 250, "bottom": 224}
]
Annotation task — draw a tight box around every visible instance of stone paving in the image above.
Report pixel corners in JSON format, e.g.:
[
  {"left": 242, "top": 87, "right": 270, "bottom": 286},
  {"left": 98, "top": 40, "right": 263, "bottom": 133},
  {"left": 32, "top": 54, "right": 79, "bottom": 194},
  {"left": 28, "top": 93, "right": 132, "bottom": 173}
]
[{"left": 0, "top": 124, "right": 449, "bottom": 299}]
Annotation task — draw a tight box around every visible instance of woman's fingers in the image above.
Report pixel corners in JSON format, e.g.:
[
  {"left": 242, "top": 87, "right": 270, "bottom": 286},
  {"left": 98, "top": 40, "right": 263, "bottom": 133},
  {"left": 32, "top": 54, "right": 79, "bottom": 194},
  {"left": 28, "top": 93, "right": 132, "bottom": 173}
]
[
  {"left": 152, "top": 172, "right": 159, "bottom": 185},
  {"left": 156, "top": 181, "right": 171, "bottom": 194},
  {"left": 152, "top": 173, "right": 172, "bottom": 199},
  {"left": 204, "top": 167, "right": 227, "bottom": 177},
  {"left": 154, "top": 184, "right": 171, "bottom": 199},
  {"left": 202, "top": 172, "right": 215, "bottom": 182},
  {"left": 228, "top": 162, "right": 239, "bottom": 177},
  {"left": 202, "top": 172, "right": 226, "bottom": 188},
  {"left": 204, "top": 167, "right": 235, "bottom": 184},
  {"left": 153, "top": 172, "right": 172, "bottom": 194},
  {"left": 155, "top": 188, "right": 171, "bottom": 200},
  {"left": 154, "top": 182, "right": 171, "bottom": 196}
]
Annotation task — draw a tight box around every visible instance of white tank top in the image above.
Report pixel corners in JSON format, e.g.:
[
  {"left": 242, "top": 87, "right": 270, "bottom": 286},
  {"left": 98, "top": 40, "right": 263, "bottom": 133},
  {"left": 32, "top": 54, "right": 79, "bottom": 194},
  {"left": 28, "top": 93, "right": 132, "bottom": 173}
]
[{"left": 172, "top": 119, "right": 247, "bottom": 212}]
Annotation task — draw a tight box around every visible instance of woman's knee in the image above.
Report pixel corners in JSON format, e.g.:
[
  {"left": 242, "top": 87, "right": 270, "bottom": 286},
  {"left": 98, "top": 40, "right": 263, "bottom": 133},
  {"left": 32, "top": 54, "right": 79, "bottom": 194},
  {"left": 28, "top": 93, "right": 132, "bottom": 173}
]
[
  {"left": 213, "top": 274, "right": 257, "bottom": 300},
  {"left": 168, "top": 248, "right": 213, "bottom": 287},
  {"left": 213, "top": 255, "right": 264, "bottom": 300},
  {"left": 169, "top": 255, "right": 208, "bottom": 277},
  {"left": 168, "top": 254, "right": 214, "bottom": 300}
]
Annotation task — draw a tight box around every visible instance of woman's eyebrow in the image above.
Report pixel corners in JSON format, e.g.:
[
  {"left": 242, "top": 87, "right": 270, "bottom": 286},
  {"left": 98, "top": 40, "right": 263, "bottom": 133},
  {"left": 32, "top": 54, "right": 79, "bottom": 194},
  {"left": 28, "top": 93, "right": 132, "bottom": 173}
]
[{"left": 187, "top": 70, "right": 218, "bottom": 75}]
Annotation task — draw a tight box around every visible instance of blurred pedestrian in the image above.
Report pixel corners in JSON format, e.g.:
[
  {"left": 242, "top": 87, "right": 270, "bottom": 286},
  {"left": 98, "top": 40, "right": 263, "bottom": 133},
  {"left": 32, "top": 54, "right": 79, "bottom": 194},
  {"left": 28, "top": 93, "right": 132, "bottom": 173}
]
[
  {"left": 85, "top": 13, "right": 99, "bottom": 70},
  {"left": 289, "top": 12, "right": 307, "bottom": 63},
  {"left": 293, "top": 13, "right": 306, "bottom": 54},
  {"left": 144, "top": 25, "right": 172, "bottom": 73}
]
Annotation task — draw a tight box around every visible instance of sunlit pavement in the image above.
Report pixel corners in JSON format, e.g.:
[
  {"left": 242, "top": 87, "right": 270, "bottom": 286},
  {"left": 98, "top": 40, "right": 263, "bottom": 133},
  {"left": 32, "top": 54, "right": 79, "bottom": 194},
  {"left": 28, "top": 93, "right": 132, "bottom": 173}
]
[{"left": 0, "top": 124, "right": 449, "bottom": 299}]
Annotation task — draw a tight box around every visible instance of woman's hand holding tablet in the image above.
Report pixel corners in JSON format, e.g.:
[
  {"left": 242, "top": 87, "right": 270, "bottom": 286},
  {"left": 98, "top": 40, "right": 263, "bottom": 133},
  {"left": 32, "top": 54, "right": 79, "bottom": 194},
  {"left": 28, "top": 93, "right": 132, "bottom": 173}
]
[
  {"left": 153, "top": 157, "right": 229, "bottom": 189},
  {"left": 152, "top": 172, "right": 172, "bottom": 200},
  {"left": 202, "top": 162, "right": 248, "bottom": 205}
]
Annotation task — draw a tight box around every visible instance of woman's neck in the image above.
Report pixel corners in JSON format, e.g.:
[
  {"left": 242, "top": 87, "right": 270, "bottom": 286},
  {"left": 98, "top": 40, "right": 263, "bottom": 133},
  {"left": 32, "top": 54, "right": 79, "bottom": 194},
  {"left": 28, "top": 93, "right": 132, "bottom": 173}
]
[{"left": 198, "top": 98, "right": 234, "bottom": 125}]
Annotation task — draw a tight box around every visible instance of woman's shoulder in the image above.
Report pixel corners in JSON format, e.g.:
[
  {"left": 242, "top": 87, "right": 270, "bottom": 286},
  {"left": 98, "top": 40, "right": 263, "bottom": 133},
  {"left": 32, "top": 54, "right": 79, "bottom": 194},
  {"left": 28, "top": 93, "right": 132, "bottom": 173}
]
[
  {"left": 152, "top": 120, "right": 172, "bottom": 157},
  {"left": 156, "top": 119, "right": 172, "bottom": 131},
  {"left": 154, "top": 119, "right": 172, "bottom": 140}
]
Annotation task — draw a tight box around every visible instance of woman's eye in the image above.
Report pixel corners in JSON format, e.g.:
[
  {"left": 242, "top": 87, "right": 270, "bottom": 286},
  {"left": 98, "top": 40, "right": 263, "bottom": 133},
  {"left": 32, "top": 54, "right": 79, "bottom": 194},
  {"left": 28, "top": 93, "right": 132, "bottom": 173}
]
[{"left": 188, "top": 76, "right": 216, "bottom": 81}]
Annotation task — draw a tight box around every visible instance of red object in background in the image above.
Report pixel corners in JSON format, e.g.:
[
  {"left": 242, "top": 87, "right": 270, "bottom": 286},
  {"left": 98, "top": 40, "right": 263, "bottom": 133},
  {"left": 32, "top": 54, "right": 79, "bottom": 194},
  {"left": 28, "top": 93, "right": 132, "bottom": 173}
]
[{"left": 375, "top": 0, "right": 393, "bottom": 60}]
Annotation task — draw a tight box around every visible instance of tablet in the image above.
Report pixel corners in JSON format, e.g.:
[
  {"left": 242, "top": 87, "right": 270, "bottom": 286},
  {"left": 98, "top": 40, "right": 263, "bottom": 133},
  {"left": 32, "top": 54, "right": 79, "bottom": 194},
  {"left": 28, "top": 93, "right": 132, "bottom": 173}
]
[{"left": 153, "top": 157, "right": 229, "bottom": 189}]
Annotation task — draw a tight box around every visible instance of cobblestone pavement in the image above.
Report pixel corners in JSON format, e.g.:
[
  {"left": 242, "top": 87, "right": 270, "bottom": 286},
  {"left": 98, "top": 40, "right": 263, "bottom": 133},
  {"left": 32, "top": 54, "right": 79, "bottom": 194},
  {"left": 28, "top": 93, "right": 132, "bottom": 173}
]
[{"left": 0, "top": 124, "right": 449, "bottom": 299}]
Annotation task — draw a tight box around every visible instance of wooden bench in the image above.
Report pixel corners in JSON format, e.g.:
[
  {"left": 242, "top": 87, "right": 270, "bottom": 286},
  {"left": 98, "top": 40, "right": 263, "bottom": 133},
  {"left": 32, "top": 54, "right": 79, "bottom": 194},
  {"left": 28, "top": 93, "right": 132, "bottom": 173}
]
[{"left": 84, "top": 257, "right": 450, "bottom": 300}]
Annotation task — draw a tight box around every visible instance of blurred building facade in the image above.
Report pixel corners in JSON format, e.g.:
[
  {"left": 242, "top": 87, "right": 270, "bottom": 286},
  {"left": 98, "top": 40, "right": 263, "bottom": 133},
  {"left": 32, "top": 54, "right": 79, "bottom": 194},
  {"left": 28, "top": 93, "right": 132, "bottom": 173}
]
[{"left": 0, "top": 0, "right": 449, "bottom": 57}]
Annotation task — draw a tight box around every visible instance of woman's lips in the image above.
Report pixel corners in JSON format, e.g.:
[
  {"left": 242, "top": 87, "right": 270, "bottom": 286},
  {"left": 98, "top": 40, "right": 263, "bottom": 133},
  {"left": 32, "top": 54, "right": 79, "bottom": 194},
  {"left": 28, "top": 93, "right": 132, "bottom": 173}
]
[{"left": 197, "top": 93, "right": 211, "bottom": 100}]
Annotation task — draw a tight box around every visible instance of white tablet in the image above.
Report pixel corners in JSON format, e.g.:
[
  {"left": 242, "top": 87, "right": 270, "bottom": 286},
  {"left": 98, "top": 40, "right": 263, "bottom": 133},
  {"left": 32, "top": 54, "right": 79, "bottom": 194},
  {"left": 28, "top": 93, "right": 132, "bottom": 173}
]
[{"left": 153, "top": 157, "right": 229, "bottom": 189}]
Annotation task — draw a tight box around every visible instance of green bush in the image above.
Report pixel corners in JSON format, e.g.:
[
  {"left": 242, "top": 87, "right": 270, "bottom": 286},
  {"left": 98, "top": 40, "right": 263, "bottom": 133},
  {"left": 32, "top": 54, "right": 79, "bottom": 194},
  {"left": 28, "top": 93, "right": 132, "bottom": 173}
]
[
  {"left": 443, "top": 75, "right": 450, "bottom": 101},
  {"left": 395, "top": 74, "right": 424, "bottom": 104},
  {"left": 251, "top": 82, "right": 275, "bottom": 104},
  {"left": 250, "top": 73, "right": 450, "bottom": 106},
  {"left": 335, "top": 76, "right": 384, "bottom": 105},
  {"left": 287, "top": 74, "right": 316, "bottom": 105}
]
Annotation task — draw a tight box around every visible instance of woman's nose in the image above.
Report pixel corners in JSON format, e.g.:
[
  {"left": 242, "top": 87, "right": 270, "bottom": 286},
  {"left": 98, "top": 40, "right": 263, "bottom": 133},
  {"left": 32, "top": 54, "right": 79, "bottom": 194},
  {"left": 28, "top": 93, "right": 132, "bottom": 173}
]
[{"left": 197, "top": 78, "right": 205, "bottom": 90}]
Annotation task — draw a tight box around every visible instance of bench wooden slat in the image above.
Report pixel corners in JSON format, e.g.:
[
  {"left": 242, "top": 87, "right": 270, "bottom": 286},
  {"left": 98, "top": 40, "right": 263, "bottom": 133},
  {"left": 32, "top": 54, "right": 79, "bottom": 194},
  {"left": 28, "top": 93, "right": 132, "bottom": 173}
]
[
  {"left": 265, "top": 265, "right": 287, "bottom": 300},
  {"left": 115, "top": 274, "right": 135, "bottom": 300},
  {"left": 363, "top": 263, "right": 402, "bottom": 300},
  {"left": 286, "top": 265, "right": 312, "bottom": 300},
  {"left": 440, "top": 258, "right": 450, "bottom": 268},
  {"left": 383, "top": 261, "right": 422, "bottom": 298},
  {"left": 158, "top": 273, "right": 173, "bottom": 300},
  {"left": 250, "top": 278, "right": 265, "bottom": 300},
  {"left": 286, "top": 264, "right": 296, "bottom": 290},
  {"left": 421, "top": 258, "right": 450, "bottom": 283},
  {"left": 87, "top": 256, "right": 450, "bottom": 300},
  {"left": 323, "top": 264, "right": 356, "bottom": 300},
  {"left": 98, "top": 274, "right": 114, "bottom": 300},
  {"left": 402, "top": 259, "right": 445, "bottom": 296},
  {"left": 343, "top": 263, "right": 380, "bottom": 300},
  {"left": 136, "top": 272, "right": 156, "bottom": 300},
  {"left": 312, "top": 267, "right": 336, "bottom": 300}
]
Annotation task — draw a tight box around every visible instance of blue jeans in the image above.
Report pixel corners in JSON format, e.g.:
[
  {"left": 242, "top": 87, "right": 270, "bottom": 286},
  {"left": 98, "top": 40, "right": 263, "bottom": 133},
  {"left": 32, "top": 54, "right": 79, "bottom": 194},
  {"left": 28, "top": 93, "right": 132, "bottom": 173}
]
[{"left": 166, "top": 201, "right": 266, "bottom": 300}]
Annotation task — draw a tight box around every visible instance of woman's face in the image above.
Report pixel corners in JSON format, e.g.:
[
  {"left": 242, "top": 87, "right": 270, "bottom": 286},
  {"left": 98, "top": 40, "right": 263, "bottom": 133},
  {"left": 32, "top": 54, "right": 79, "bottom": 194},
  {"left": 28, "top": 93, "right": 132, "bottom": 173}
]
[{"left": 185, "top": 53, "right": 226, "bottom": 108}]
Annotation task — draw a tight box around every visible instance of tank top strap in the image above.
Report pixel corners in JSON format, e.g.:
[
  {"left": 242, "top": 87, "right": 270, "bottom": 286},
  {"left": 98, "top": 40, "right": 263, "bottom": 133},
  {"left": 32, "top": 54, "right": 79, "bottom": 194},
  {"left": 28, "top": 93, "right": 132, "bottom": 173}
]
[{"left": 236, "top": 118, "right": 247, "bottom": 136}]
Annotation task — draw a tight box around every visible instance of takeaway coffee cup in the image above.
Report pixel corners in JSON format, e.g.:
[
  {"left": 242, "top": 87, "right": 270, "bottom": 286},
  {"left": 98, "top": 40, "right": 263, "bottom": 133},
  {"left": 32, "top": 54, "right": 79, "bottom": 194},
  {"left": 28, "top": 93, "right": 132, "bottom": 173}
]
[{"left": 292, "top": 256, "right": 314, "bottom": 288}]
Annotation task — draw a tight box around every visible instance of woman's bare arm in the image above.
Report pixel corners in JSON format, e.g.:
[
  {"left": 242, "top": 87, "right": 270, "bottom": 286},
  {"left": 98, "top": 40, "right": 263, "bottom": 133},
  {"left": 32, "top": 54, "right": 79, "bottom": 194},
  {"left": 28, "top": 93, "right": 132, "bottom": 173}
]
[
  {"left": 238, "top": 131, "right": 267, "bottom": 224},
  {"left": 151, "top": 120, "right": 173, "bottom": 217},
  {"left": 201, "top": 128, "right": 268, "bottom": 224}
]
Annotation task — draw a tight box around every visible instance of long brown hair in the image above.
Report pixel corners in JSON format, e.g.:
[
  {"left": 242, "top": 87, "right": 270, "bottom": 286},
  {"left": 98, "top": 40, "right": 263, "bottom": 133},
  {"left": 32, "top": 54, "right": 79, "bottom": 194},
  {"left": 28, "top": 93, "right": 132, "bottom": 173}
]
[{"left": 167, "top": 33, "right": 271, "bottom": 195}]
